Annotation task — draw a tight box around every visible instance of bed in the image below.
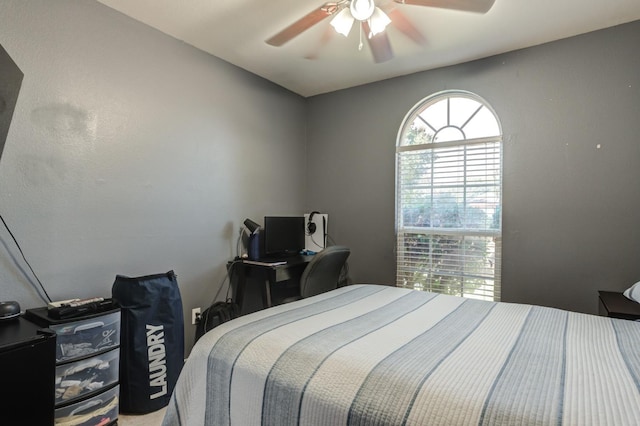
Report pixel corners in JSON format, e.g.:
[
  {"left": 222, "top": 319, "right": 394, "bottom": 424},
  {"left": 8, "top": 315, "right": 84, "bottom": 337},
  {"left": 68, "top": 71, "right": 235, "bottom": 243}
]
[{"left": 162, "top": 284, "right": 640, "bottom": 425}]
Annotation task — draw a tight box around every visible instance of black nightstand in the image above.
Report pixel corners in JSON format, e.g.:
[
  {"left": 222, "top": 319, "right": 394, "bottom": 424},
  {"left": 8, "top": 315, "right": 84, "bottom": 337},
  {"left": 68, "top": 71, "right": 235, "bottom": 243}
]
[
  {"left": 598, "top": 291, "right": 640, "bottom": 320},
  {"left": 0, "top": 316, "right": 56, "bottom": 425}
]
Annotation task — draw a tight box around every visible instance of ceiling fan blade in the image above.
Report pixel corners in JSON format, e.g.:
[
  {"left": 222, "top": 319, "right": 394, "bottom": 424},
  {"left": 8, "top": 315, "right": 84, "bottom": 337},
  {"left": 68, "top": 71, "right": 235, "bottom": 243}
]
[
  {"left": 362, "top": 22, "right": 394, "bottom": 63},
  {"left": 383, "top": 6, "right": 426, "bottom": 46},
  {"left": 266, "top": 3, "right": 339, "bottom": 47},
  {"left": 305, "top": 25, "right": 335, "bottom": 60},
  {"left": 393, "top": 0, "right": 495, "bottom": 14}
]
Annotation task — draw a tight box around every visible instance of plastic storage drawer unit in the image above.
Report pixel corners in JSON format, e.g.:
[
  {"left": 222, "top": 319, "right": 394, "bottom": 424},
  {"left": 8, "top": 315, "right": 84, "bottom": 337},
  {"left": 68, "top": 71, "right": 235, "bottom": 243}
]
[
  {"left": 55, "top": 384, "right": 119, "bottom": 426},
  {"left": 49, "top": 311, "right": 120, "bottom": 362},
  {"left": 55, "top": 347, "right": 120, "bottom": 405},
  {"left": 25, "top": 306, "right": 121, "bottom": 426},
  {"left": 26, "top": 308, "right": 120, "bottom": 362}
]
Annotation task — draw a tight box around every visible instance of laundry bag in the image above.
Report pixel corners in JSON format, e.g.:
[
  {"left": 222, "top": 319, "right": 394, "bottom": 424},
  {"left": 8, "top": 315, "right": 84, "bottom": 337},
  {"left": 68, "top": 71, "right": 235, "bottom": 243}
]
[{"left": 112, "top": 270, "right": 184, "bottom": 413}]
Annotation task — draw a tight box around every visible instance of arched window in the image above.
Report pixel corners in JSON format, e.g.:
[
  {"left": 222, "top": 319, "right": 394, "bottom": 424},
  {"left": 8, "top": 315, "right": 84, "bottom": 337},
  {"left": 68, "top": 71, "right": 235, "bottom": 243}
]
[{"left": 395, "top": 90, "right": 502, "bottom": 301}]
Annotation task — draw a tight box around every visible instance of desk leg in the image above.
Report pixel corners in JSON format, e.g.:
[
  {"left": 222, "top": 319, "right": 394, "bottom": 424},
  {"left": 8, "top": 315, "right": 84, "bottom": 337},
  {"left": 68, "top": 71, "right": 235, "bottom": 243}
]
[
  {"left": 230, "top": 262, "right": 246, "bottom": 314},
  {"left": 264, "top": 279, "right": 272, "bottom": 308}
]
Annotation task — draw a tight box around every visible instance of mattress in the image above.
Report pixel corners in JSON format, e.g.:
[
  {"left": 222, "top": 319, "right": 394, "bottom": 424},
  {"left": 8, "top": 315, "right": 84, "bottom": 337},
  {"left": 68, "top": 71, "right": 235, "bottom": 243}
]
[{"left": 163, "top": 284, "right": 640, "bottom": 425}]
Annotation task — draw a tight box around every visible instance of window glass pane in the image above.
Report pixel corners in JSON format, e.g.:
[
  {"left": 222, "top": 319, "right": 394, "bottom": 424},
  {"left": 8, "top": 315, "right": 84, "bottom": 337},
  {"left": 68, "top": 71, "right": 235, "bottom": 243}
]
[
  {"left": 434, "top": 126, "right": 464, "bottom": 143},
  {"left": 402, "top": 123, "right": 433, "bottom": 146},
  {"left": 463, "top": 106, "right": 500, "bottom": 138},
  {"left": 418, "top": 98, "right": 448, "bottom": 131},
  {"left": 449, "top": 97, "right": 481, "bottom": 128},
  {"left": 396, "top": 231, "right": 499, "bottom": 301}
]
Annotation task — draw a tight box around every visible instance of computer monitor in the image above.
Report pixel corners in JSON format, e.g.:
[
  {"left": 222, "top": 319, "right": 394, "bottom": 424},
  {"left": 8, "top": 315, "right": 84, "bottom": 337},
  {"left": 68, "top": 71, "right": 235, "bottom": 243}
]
[{"left": 264, "top": 216, "right": 305, "bottom": 258}]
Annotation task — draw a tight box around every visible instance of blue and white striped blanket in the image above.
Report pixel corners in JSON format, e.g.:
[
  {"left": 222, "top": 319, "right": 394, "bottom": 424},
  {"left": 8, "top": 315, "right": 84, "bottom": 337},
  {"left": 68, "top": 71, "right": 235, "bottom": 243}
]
[{"left": 163, "top": 284, "right": 640, "bottom": 425}]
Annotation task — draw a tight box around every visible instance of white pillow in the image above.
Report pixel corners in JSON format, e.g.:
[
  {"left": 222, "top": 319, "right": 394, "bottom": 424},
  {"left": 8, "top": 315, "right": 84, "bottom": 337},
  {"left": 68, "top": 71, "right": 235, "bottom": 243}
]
[{"left": 623, "top": 281, "right": 640, "bottom": 303}]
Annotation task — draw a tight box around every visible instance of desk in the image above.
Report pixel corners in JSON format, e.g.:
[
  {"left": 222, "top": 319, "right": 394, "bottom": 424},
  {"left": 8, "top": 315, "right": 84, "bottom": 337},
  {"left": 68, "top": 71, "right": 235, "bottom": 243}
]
[{"left": 231, "top": 256, "right": 313, "bottom": 314}]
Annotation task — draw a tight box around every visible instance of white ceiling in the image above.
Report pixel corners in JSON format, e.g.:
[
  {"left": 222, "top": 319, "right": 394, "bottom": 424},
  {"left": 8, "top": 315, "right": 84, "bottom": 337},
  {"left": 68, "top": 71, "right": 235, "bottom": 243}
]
[{"left": 96, "top": 0, "right": 640, "bottom": 97}]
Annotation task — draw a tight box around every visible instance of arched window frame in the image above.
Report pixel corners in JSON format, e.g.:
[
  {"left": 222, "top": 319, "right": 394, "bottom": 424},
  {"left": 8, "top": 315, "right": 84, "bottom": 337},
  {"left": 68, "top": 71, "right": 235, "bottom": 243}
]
[{"left": 395, "top": 90, "right": 503, "bottom": 301}]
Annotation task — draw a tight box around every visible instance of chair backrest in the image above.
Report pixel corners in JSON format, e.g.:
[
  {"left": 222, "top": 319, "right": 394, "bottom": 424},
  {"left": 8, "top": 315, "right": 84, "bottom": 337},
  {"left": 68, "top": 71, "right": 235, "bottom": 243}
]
[{"left": 299, "top": 246, "right": 351, "bottom": 299}]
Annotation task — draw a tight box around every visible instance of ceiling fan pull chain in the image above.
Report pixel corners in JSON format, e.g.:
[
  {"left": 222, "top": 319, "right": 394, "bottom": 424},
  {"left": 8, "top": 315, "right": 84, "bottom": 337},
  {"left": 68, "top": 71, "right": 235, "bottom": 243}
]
[{"left": 358, "top": 24, "right": 364, "bottom": 51}]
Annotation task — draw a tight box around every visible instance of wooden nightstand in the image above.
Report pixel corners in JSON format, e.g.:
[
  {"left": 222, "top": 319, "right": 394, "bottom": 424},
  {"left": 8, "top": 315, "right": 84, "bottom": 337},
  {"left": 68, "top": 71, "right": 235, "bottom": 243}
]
[{"left": 598, "top": 291, "right": 640, "bottom": 320}]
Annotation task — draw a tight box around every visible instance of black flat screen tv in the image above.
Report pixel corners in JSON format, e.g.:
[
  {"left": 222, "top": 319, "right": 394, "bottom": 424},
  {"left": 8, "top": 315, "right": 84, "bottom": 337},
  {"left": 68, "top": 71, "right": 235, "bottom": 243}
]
[
  {"left": 263, "top": 216, "right": 304, "bottom": 258},
  {"left": 0, "top": 44, "right": 24, "bottom": 162}
]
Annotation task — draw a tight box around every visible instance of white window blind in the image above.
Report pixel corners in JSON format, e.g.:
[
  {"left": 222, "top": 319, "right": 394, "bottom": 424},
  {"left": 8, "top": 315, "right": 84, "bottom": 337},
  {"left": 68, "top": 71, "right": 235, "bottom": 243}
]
[{"left": 396, "top": 91, "right": 502, "bottom": 301}]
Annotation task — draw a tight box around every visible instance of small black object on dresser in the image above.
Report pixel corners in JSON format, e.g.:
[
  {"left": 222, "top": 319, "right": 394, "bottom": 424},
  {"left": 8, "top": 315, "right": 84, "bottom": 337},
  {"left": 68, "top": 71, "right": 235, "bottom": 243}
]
[
  {"left": 0, "top": 316, "right": 56, "bottom": 425},
  {"left": 598, "top": 291, "right": 640, "bottom": 320},
  {"left": 25, "top": 304, "right": 121, "bottom": 425}
]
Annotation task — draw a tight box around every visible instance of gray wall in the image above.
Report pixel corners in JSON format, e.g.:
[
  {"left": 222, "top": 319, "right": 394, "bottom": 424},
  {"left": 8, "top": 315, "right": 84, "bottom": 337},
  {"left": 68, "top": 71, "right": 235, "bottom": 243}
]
[
  {"left": 307, "top": 20, "right": 640, "bottom": 315},
  {"left": 0, "top": 1, "right": 306, "bottom": 353}
]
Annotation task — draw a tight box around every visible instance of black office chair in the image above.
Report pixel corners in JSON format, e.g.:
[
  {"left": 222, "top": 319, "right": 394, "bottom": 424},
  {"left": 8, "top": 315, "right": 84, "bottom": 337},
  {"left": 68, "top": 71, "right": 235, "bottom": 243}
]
[{"left": 277, "top": 246, "right": 351, "bottom": 304}]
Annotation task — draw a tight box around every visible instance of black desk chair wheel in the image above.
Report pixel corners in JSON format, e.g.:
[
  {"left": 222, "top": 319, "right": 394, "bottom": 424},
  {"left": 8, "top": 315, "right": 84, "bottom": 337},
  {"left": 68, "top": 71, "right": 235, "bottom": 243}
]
[{"left": 278, "top": 246, "right": 351, "bottom": 304}]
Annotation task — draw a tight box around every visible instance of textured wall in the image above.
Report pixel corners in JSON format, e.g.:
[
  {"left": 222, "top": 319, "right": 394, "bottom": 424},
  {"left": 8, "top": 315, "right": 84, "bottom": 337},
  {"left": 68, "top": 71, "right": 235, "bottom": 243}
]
[
  {"left": 0, "top": 1, "right": 306, "bottom": 353},
  {"left": 307, "top": 21, "right": 640, "bottom": 315}
]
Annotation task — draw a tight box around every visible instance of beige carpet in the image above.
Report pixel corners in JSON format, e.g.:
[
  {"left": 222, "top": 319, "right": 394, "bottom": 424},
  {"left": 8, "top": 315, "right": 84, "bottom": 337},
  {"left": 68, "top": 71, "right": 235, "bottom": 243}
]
[{"left": 119, "top": 407, "right": 167, "bottom": 425}]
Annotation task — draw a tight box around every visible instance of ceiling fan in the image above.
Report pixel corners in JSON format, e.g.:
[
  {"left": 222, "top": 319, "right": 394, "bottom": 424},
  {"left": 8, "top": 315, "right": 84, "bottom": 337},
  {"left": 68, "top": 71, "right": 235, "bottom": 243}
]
[{"left": 266, "top": 0, "right": 496, "bottom": 63}]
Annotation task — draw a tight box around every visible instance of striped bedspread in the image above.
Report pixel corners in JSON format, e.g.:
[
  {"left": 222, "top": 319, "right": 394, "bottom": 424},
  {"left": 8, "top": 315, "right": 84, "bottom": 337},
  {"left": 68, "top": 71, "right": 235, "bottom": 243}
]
[{"left": 163, "top": 284, "right": 640, "bottom": 425}]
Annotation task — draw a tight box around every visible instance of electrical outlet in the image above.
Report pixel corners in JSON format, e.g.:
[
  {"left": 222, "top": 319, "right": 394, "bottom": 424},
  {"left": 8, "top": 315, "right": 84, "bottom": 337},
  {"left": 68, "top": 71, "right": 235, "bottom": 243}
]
[{"left": 191, "top": 307, "right": 201, "bottom": 325}]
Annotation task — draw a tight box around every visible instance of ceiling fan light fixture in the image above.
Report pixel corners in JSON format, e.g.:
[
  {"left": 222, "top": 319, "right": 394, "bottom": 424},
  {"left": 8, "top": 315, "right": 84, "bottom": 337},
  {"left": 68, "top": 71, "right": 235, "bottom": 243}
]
[
  {"left": 330, "top": 7, "right": 355, "bottom": 37},
  {"left": 368, "top": 7, "right": 391, "bottom": 37},
  {"left": 350, "top": 0, "right": 376, "bottom": 21}
]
